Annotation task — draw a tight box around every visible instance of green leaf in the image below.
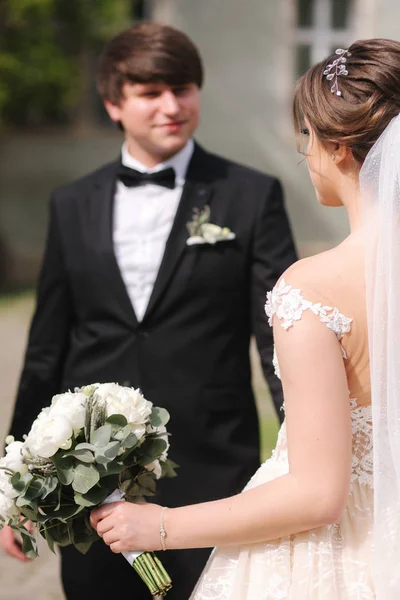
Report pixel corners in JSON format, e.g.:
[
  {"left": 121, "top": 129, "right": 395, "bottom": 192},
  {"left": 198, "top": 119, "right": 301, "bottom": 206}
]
[
  {"left": 149, "top": 407, "right": 170, "bottom": 428},
  {"left": 53, "top": 454, "right": 75, "bottom": 486},
  {"left": 75, "top": 540, "right": 95, "bottom": 555},
  {"left": 137, "top": 438, "right": 168, "bottom": 466},
  {"left": 43, "top": 521, "right": 72, "bottom": 547},
  {"left": 106, "top": 414, "right": 128, "bottom": 428},
  {"left": 122, "top": 432, "right": 138, "bottom": 449},
  {"left": 137, "top": 472, "right": 157, "bottom": 494},
  {"left": 18, "top": 505, "right": 37, "bottom": 522},
  {"left": 95, "top": 441, "right": 120, "bottom": 465},
  {"left": 24, "top": 479, "right": 43, "bottom": 501},
  {"left": 97, "top": 462, "right": 125, "bottom": 477},
  {"left": 74, "top": 442, "right": 97, "bottom": 452},
  {"left": 91, "top": 425, "right": 112, "bottom": 447},
  {"left": 51, "top": 503, "right": 85, "bottom": 522},
  {"left": 41, "top": 476, "right": 59, "bottom": 499},
  {"left": 16, "top": 495, "right": 35, "bottom": 509},
  {"left": 21, "top": 531, "right": 38, "bottom": 560},
  {"left": 72, "top": 463, "right": 100, "bottom": 494},
  {"left": 63, "top": 449, "right": 94, "bottom": 463},
  {"left": 11, "top": 471, "right": 33, "bottom": 493},
  {"left": 40, "top": 525, "right": 55, "bottom": 554},
  {"left": 161, "top": 459, "right": 179, "bottom": 479},
  {"left": 74, "top": 486, "right": 109, "bottom": 507},
  {"left": 71, "top": 514, "right": 99, "bottom": 554}
]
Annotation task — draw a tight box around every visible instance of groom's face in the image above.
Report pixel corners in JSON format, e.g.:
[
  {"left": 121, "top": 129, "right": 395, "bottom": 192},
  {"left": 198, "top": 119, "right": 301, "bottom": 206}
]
[{"left": 105, "top": 82, "right": 200, "bottom": 166}]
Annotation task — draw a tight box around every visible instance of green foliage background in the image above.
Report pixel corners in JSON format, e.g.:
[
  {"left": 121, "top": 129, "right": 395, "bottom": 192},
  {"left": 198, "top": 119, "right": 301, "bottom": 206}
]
[{"left": 0, "top": 0, "right": 141, "bottom": 128}]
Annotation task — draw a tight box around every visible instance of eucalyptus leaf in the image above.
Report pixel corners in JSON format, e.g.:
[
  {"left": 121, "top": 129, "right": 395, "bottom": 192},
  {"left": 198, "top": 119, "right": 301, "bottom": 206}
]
[
  {"left": 91, "top": 424, "right": 112, "bottom": 448},
  {"left": 106, "top": 414, "right": 128, "bottom": 427},
  {"left": 18, "top": 505, "right": 38, "bottom": 522},
  {"left": 44, "top": 521, "right": 72, "bottom": 547},
  {"left": 74, "top": 540, "right": 95, "bottom": 555},
  {"left": 41, "top": 525, "right": 55, "bottom": 554},
  {"left": 97, "top": 462, "right": 125, "bottom": 477},
  {"left": 16, "top": 495, "right": 35, "bottom": 508},
  {"left": 41, "top": 476, "right": 59, "bottom": 498},
  {"left": 24, "top": 479, "right": 44, "bottom": 501},
  {"left": 74, "top": 442, "right": 97, "bottom": 452},
  {"left": 137, "top": 438, "right": 167, "bottom": 466},
  {"left": 52, "top": 503, "right": 85, "bottom": 521},
  {"left": 137, "top": 472, "right": 157, "bottom": 494},
  {"left": 149, "top": 407, "right": 170, "bottom": 428},
  {"left": 21, "top": 531, "right": 38, "bottom": 560},
  {"left": 71, "top": 514, "right": 99, "bottom": 554},
  {"left": 53, "top": 454, "right": 75, "bottom": 486},
  {"left": 72, "top": 463, "right": 100, "bottom": 494},
  {"left": 161, "top": 459, "right": 179, "bottom": 478},
  {"left": 122, "top": 432, "right": 138, "bottom": 449},
  {"left": 95, "top": 441, "right": 120, "bottom": 465},
  {"left": 11, "top": 471, "right": 32, "bottom": 493},
  {"left": 63, "top": 449, "right": 94, "bottom": 464},
  {"left": 74, "top": 486, "right": 109, "bottom": 507}
]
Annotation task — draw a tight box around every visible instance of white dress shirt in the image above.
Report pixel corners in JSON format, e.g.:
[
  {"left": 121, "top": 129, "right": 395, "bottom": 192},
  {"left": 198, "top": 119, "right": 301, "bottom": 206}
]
[{"left": 113, "top": 139, "right": 194, "bottom": 321}]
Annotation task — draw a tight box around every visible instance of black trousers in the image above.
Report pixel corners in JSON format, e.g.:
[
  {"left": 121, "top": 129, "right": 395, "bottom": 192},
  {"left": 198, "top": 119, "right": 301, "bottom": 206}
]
[{"left": 60, "top": 542, "right": 211, "bottom": 599}]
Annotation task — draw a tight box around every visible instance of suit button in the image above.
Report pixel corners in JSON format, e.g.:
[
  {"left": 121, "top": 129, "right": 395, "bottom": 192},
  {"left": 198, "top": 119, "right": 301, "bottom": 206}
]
[{"left": 138, "top": 331, "right": 149, "bottom": 339}]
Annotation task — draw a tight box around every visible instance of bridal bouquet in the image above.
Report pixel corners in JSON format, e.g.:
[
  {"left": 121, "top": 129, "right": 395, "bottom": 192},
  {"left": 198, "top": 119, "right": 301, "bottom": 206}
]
[{"left": 0, "top": 383, "right": 177, "bottom": 597}]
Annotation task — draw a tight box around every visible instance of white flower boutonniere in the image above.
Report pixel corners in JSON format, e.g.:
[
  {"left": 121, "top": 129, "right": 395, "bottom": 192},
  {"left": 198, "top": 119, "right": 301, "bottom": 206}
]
[{"left": 186, "top": 205, "right": 236, "bottom": 246}]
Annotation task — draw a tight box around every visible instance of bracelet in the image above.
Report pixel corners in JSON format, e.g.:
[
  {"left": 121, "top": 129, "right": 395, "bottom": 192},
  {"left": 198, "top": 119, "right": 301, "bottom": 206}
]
[{"left": 160, "top": 506, "right": 168, "bottom": 551}]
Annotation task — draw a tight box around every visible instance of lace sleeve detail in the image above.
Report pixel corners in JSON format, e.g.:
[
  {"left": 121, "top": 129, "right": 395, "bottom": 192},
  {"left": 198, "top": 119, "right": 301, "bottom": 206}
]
[{"left": 265, "top": 278, "right": 352, "bottom": 341}]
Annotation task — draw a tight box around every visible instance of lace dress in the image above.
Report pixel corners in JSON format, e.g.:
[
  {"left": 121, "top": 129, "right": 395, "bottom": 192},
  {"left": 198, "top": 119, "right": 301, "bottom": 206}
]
[{"left": 191, "top": 280, "right": 374, "bottom": 599}]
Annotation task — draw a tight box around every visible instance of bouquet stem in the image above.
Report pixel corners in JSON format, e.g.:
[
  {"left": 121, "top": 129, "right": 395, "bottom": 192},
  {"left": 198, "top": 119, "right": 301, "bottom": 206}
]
[
  {"left": 103, "top": 491, "right": 172, "bottom": 597},
  {"left": 132, "top": 551, "right": 172, "bottom": 596}
]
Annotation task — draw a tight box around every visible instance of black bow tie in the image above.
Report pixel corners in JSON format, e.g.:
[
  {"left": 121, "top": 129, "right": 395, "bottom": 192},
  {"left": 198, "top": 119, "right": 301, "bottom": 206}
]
[{"left": 117, "top": 165, "right": 176, "bottom": 189}]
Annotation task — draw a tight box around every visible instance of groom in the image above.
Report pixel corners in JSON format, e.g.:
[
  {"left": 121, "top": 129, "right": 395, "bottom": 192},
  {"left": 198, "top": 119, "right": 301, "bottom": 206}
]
[{"left": 3, "top": 22, "right": 297, "bottom": 599}]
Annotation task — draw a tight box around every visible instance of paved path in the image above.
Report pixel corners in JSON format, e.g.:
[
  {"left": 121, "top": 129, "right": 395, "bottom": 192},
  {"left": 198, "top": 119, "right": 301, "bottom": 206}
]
[{"left": 0, "top": 295, "right": 64, "bottom": 599}]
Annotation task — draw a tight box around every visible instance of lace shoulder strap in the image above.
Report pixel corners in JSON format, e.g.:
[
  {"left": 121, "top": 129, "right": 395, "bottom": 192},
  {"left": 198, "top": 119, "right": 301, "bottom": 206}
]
[{"left": 265, "top": 278, "right": 352, "bottom": 341}]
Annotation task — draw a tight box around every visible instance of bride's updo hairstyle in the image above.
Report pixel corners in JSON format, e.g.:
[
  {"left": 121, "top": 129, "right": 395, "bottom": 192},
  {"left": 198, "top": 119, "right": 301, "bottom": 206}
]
[{"left": 293, "top": 38, "right": 400, "bottom": 165}]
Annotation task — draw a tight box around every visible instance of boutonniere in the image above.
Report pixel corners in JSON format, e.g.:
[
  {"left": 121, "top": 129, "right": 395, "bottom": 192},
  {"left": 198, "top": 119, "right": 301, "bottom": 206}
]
[{"left": 186, "top": 205, "right": 236, "bottom": 246}]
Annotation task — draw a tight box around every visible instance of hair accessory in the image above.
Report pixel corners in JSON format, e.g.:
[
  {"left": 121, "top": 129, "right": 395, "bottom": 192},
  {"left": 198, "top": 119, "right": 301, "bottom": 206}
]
[
  {"left": 323, "top": 48, "right": 351, "bottom": 96},
  {"left": 160, "top": 506, "right": 168, "bottom": 551}
]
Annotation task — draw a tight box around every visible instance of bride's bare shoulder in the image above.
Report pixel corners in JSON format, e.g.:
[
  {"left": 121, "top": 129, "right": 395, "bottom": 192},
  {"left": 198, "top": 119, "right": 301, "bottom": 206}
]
[{"left": 276, "top": 243, "right": 363, "bottom": 301}]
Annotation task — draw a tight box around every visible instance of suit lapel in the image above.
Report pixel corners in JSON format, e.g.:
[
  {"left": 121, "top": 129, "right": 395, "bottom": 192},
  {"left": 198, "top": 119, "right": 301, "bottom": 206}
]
[
  {"left": 143, "top": 145, "right": 214, "bottom": 320},
  {"left": 88, "top": 161, "right": 139, "bottom": 328}
]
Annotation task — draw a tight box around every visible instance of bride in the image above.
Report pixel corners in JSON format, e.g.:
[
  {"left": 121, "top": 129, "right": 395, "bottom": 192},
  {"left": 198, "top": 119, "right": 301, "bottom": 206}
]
[{"left": 91, "top": 38, "right": 400, "bottom": 598}]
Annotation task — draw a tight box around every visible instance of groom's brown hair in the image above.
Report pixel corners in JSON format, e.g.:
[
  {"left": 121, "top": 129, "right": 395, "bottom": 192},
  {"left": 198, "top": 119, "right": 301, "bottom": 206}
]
[{"left": 96, "top": 22, "right": 204, "bottom": 106}]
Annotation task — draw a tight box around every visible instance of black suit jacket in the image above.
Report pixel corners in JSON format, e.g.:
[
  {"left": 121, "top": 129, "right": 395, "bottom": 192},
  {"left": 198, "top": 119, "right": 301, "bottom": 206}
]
[
  {"left": 11, "top": 143, "right": 296, "bottom": 505},
  {"left": 10, "top": 144, "right": 297, "bottom": 599}
]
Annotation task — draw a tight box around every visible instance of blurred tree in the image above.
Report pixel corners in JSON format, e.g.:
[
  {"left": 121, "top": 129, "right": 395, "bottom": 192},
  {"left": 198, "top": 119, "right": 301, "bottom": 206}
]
[{"left": 0, "top": 0, "right": 143, "bottom": 130}]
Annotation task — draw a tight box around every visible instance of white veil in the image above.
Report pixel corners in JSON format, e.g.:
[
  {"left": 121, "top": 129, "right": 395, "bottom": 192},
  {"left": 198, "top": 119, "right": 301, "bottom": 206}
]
[{"left": 361, "top": 113, "right": 400, "bottom": 598}]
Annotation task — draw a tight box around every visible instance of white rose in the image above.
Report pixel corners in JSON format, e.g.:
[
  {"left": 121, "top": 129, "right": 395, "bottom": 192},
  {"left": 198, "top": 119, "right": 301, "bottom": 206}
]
[
  {"left": 25, "top": 408, "right": 73, "bottom": 458},
  {"left": 4, "top": 441, "right": 28, "bottom": 475},
  {"left": 0, "top": 459, "right": 19, "bottom": 499},
  {"left": 145, "top": 459, "right": 162, "bottom": 480},
  {"left": 49, "top": 391, "right": 87, "bottom": 434},
  {"left": 95, "top": 383, "right": 152, "bottom": 438},
  {"left": 200, "top": 223, "right": 222, "bottom": 244},
  {"left": 0, "top": 491, "right": 18, "bottom": 520}
]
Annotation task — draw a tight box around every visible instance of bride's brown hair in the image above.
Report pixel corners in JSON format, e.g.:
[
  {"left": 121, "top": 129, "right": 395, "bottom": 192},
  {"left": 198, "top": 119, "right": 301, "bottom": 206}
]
[{"left": 293, "top": 38, "right": 400, "bottom": 164}]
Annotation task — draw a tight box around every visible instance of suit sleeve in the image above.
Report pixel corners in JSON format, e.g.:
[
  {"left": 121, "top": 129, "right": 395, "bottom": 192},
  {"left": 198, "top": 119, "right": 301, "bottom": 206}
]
[
  {"left": 9, "top": 194, "right": 74, "bottom": 440},
  {"left": 251, "top": 178, "right": 297, "bottom": 422}
]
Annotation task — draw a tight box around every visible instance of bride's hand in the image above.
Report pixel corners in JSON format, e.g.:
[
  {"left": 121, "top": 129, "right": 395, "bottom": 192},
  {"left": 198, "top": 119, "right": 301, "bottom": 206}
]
[
  {"left": 0, "top": 524, "right": 32, "bottom": 562},
  {"left": 90, "top": 502, "right": 162, "bottom": 553}
]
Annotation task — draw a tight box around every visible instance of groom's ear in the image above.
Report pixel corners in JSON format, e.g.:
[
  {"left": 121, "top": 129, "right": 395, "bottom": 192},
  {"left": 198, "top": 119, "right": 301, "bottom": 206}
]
[{"left": 104, "top": 100, "right": 122, "bottom": 124}]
